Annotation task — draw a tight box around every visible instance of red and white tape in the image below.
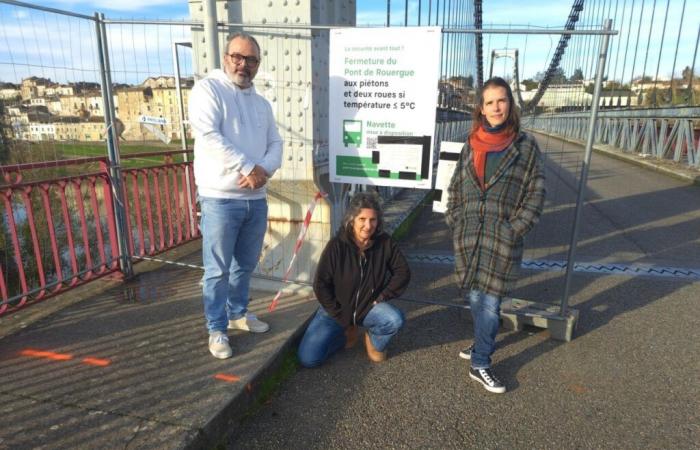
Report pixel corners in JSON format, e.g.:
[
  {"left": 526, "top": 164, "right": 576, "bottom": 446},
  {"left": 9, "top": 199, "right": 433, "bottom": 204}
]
[{"left": 268, "top": 191, "right": 327, "bottom": 312}]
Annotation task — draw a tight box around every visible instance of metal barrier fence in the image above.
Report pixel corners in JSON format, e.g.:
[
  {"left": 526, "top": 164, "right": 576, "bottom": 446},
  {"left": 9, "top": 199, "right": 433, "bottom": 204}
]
[
  {"left": 1, "top": 0, "right": 641, "bottom": 342},
  {"left": 0, "top": 0, "right": 478, "bottom": 316},
  {"left": 0, "top": 0, "right": 204, "bottom": 314}
]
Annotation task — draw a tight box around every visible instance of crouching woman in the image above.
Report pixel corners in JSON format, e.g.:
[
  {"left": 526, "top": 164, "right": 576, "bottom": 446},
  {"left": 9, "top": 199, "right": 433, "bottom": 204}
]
[{"left": 298, "top": 192, "right": 411, "bottom": 368}]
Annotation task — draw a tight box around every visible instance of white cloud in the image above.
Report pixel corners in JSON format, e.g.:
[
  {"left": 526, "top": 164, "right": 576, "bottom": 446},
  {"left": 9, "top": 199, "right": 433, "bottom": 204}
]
[{"left": 12, "top": 9, "right": 30, "bottom": 19}]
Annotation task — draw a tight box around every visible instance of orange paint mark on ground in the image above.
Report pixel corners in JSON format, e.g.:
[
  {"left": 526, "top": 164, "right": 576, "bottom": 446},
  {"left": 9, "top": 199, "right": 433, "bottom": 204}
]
[
  {"left": 214, "top": 373, "right": 241, "bottom": 383},
  {"left": 20, "top": 349, "right": 73, "bottom": 361},
  {"left": 82, "top": 357, "right": 111, "bottom": 367},
  {"left": 570, "top": 383, "right": 588, "bottom": 394}
]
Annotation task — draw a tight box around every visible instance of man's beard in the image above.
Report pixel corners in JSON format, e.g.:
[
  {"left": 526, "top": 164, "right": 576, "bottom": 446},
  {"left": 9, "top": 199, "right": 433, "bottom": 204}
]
[{"left": 227, "top": 68, "right": 253, "bottom": 88}]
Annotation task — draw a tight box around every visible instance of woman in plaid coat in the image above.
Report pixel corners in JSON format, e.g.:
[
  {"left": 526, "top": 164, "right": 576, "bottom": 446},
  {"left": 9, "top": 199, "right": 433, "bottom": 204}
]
[{"left": 445, "top": 77, "right": 545, "bottom": 393}]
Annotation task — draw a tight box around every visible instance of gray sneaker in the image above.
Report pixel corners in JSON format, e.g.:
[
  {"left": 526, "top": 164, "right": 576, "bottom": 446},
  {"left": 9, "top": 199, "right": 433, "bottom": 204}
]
[
  {"left": 459, "top": 343, "right": 474, "bottom": 360},
  {"left": 208, "top": 331, "right": 232, "bottom": 359},
  {"left": 228, "top": 313, "right": 270, "bottom": 333}
]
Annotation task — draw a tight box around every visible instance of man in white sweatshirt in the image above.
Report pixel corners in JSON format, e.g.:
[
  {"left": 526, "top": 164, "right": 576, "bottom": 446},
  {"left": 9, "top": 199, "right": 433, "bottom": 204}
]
[{"left": 189, "top": 33, "right": 283, "bottom": 359}]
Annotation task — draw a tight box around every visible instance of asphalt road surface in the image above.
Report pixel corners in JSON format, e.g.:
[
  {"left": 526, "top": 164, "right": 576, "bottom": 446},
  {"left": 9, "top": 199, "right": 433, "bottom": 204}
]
[{"left": 229, "top": 133, "right": 700, "bottom": 449}]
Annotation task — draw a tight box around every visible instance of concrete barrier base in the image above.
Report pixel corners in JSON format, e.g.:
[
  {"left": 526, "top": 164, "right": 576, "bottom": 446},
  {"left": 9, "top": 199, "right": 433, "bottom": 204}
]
[{"left": 501, "top": 297, "right": 579, "bottom": 342}]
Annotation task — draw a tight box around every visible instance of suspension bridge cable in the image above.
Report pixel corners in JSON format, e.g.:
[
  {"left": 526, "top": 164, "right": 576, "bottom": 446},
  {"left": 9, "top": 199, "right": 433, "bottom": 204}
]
[
  {"left": 474, "top": 0, "right": 483, "bottom": 87},
  {"left": 619, "top": 0, "right": 635, "bottom": 105},
  {"left": 603, "top": 0, "right": 619, "bottom": 85},
  {"left": 387, "top": 0, "right": 390, "bottom": 26},
  {"left": 626, "top": 0, "right": 645, "bottom": 105},
  {"left": 668, "top": 0, "right": 686, "bottom": 104},
  {"left": 581, "top": 0, "right": 602, "bottom": 107},
  {"left": 639, "top": 0, "right": 658, "bottom": 104},
  {"left": 651, "top": 0, "right": 671, "bottom": 106},
  {"left": 610, "top": 0, "right": 626, "bottom": 106},
  {"left": 689, "top": 24, "right": 699, "bottom": 106},
  {"left": 520, "top": 0, "right": 585, "bottom": 112}
]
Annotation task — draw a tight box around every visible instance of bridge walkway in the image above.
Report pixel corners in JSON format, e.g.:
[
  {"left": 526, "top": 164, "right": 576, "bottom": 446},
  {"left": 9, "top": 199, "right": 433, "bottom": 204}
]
[{"left": 0, "top": 134, "right": 698, "bottom": 449}]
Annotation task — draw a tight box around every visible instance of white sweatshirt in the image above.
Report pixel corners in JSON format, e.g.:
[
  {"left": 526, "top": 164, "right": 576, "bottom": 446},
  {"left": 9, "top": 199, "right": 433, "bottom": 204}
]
[{"left": 188, "top": 69, "right": 283, "bottom": 199}]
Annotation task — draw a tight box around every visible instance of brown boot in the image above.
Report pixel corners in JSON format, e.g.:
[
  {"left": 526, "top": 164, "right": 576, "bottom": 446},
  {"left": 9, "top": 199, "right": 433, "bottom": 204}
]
[
  {"left": 344, "top": 326, "right": 358, "bottom": 349},
  {"left": 364, "top": 332, "right": 386, "bottom": 363}
]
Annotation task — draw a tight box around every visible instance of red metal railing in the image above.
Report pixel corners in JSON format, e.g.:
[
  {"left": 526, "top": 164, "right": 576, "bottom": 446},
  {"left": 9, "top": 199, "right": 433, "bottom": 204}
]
[
  {"left": 120, "top": 152, "right": 199, "bottom": 258},
  {"left": 0, "top": 151, "right": 198, "bottom": 316}
]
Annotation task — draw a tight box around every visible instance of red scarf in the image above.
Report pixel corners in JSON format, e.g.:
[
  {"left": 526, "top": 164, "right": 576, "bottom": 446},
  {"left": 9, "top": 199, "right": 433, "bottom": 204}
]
[{"left": 468, "top": 125, "right": 515, "bottom": 188}]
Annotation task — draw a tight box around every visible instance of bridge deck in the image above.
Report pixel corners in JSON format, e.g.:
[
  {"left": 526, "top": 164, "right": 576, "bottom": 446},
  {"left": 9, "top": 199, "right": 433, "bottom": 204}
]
[{"left": 0, "top": 137, "right": 698, "bottom": 449}]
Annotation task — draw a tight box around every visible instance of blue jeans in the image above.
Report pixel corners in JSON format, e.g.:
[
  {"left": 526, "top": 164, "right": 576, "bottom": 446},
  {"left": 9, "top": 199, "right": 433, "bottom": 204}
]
[
  {"left": 468, "top": 289, "right": 502, "bottom": 369},
  {"left": 298, "top": 303, "right": 405, "bottom": 368},
  {"left": 200, "top": 197, "right": 268, "bottom": 333}
]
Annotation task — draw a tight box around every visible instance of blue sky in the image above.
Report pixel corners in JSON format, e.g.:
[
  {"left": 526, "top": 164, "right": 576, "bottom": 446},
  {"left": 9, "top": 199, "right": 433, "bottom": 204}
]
[
  {"left": 1, "top": 1, "right": 697, "bottom": 83},
  {"left": 16, "top": 0, "right": 189, "bottom": 18},
  {"left": 20, "top": 0, "right": 577, "bottom": 25}
]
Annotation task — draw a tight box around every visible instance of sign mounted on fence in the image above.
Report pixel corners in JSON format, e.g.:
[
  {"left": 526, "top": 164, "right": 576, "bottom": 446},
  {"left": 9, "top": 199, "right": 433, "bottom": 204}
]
[
  {"left": 139, "top": 115, "right": 167, "bottom": 126},
  {"left": 329, "top": 27, "right": 441, "bottom": 188},
  {"left": 138, "top": 115, "right": 171, "bottom": 144},
  {"left": 432, "top": 141, "right": 463, "bottom": 213}
]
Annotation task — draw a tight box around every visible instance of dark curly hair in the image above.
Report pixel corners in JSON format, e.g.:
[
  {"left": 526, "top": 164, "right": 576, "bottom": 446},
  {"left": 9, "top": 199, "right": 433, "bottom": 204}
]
[{"left": 341, "top": 191, "right": 384, "bottom": 238}]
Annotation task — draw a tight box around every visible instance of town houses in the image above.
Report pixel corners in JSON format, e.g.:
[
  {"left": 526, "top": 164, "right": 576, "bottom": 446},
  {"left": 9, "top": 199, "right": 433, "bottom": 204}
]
[{"left": 1, "top": 76, "right": 192, "bottom": 142}]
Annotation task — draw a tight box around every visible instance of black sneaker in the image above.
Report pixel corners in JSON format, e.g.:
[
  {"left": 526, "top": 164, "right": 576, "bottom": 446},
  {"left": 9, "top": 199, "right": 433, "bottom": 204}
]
[
  {"left": 469, "top": 367, "right": 506, "bottom": 394},
  {"left": 458, "top": 343, "right": 474, "bottom": 360}
]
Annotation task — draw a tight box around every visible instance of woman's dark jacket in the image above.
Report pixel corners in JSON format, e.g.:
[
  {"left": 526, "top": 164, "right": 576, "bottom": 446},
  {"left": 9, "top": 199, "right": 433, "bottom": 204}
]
[
  {"left": 445, "top": 131, "right": 545, "bottom": 297},
  {"left": 313, "top": 229, "right": 411, "bottom": 328}
]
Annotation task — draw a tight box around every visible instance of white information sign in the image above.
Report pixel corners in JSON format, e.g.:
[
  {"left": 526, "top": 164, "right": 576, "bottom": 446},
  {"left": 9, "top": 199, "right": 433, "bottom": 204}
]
[
  {"left": 139, "top": 115, "right": 170, "bottom": 144},
  {"left": 139, "top": 115, "right": 167, "bottom": 126},
  {"left": 432, "top": 141, "right": 464, "bottom": 213},
  {"left": 329, "top": 27, "right": 442, "bottom": 188}
]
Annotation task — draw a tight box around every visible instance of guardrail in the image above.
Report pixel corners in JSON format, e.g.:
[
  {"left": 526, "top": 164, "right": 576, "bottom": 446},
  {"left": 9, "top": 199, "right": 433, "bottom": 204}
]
[
  {"left": 528, "top": 109, "right": 700, "bottom": 169},
  {"left": 0, "top": 152, "right": 198, "bottom": 315}
]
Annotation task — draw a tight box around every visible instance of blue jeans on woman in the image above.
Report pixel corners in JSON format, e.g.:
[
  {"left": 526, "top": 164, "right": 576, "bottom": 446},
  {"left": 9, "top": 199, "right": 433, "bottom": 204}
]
[
  {"left": 200, "top": 197, "right": 268, "bottom": 333},
  {"left": 298, "top": 303, "right": 405, "bottom": 368},
  {"left": 468, "top": 289, "right": 502, "bottom": 369}
]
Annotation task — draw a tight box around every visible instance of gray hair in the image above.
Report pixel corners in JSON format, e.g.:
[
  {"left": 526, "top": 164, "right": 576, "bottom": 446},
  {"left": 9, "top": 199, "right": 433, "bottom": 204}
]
[
  {"left": 341, "top": 191, "right": 384, "bottom": 237},
  {"left": 225, "top": 32, "right": 261, "bottom": 55}
]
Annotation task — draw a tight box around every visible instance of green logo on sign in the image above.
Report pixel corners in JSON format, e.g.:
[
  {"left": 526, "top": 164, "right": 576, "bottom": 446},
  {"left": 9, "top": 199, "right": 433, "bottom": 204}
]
[{"left": 343, "top": 120, "right": 362, "bottom": 147}]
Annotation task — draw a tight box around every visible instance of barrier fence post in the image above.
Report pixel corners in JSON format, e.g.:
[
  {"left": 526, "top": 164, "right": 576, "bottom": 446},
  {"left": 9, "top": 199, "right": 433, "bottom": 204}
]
[
  {"left": 173, "top": 41, "right": 197, "bottom": 237},
  {"left": 560, "top": 18, "right": 613, "bottom": 315},
  {"left": 95, "top": 12, "right": 133, "bottom": 278}
]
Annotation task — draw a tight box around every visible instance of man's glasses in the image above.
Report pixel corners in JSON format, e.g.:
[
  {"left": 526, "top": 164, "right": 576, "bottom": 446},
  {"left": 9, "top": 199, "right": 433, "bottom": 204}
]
[{"left": 227, "top": 52, "right": 260, "bottom": 68}]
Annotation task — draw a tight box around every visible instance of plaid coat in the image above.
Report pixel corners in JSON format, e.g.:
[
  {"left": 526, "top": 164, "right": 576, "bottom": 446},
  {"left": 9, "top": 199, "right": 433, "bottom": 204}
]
[{"left": 445, "top": 131, "right": 545, "bottom": 297}]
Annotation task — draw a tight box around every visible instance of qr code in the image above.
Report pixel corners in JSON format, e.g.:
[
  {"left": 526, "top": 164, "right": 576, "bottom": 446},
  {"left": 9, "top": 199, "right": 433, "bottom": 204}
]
[{"left": 366, "top": 136, "right": 378, "bottom": 149}]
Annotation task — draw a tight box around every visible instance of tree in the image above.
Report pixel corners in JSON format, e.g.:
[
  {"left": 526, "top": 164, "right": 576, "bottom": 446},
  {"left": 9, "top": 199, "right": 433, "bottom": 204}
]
[
  {"left": 533, "top": 68, "right": 567, "bottom": 84},
  {"left": 448, "top": 75, "right": 474, "bottom": 89},
  {"left": 465, "top": 75, "right": 474, "bottom": 88},
  {"left": 570, "top": 68, "right": 584, "bottom": 82},
  {"left": 681, "top": 66, "right": 694, "bottom": 84},
  {"left": 521, "top": 79, "right": 538, "bottom": 91},
  {"left": 0, "top": 98, "right": 12, "bottom": 165}
]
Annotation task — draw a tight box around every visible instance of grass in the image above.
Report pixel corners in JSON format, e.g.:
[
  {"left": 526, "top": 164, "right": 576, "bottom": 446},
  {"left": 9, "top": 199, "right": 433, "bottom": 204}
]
[
  {"left": 11, "top": 140, "right": 193, "bottom": 169},
  {"left": 244, "top": 348, "right": 300, "bottom": 420},
  {"left": 216, "top": 349, "right": 300, "bottom": 448},
  {"left": 216, "top": 190, "right": 433, "bottom": 447},
  {"left": 391, "top": 190, "right": 435, "bottom": 241}
]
